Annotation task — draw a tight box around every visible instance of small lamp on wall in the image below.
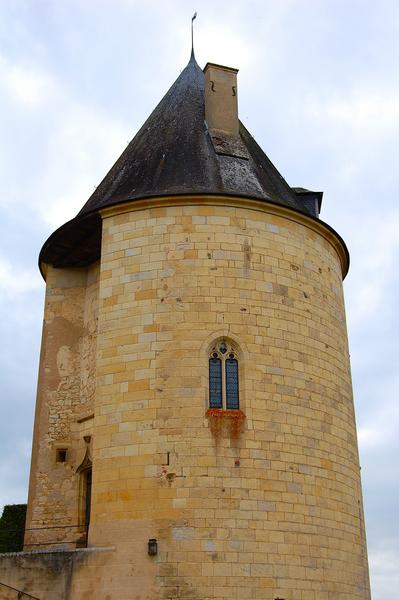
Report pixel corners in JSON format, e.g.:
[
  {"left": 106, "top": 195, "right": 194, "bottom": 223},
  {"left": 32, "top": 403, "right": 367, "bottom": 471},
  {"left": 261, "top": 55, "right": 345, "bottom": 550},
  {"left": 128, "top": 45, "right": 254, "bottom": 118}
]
[{"left": 148, "top": 538, "right": 158, "bottom": 556}]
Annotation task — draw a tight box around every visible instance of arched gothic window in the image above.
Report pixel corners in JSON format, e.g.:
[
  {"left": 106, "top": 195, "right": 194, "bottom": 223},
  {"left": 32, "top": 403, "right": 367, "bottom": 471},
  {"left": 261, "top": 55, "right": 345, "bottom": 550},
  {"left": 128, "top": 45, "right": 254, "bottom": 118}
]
[{"left": 209, "top": 340, "right": 239, "bottom": 410}]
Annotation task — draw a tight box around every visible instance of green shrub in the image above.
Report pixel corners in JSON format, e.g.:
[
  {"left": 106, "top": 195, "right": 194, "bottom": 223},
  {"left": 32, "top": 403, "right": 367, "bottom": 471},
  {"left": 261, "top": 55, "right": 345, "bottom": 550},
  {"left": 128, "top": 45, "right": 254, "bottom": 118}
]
[{"left": 0, "top": 504, "right": 27, "bottom": 552}]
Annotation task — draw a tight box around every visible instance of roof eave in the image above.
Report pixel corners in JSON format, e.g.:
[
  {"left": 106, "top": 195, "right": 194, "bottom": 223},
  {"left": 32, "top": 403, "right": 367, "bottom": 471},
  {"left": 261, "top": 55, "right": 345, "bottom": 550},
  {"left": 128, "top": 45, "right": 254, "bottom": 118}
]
[{"left": 38, "top": 192, "right": 348, "bottom": 280}]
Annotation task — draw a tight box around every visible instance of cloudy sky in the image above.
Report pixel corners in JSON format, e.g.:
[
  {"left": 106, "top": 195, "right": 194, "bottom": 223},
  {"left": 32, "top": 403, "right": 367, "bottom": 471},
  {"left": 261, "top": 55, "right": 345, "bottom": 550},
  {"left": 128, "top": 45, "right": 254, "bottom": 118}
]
[{"left": 1, "top": 0, "right": 398, "bottom": 597}]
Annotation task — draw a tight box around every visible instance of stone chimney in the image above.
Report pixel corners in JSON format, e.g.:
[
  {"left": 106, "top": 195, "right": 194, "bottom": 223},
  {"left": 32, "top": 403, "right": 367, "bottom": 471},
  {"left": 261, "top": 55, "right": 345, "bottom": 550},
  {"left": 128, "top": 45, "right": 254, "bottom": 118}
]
[{"left": 204, "top": 63, "right": 239, "bottom": 136}]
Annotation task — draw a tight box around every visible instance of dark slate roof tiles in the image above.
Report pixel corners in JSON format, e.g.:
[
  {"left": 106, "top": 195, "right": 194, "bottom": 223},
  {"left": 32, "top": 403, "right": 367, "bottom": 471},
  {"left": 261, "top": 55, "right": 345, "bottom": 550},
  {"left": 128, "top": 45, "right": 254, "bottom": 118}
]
[{"left": 40, "top": 54, "right": 322, "bottom": 271}]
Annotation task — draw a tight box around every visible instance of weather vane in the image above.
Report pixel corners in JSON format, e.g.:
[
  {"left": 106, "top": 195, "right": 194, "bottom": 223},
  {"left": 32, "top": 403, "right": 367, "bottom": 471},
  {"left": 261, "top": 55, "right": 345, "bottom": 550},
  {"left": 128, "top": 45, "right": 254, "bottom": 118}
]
[{"left": 191, "top": 12, "right": 197, "bottom": 57}]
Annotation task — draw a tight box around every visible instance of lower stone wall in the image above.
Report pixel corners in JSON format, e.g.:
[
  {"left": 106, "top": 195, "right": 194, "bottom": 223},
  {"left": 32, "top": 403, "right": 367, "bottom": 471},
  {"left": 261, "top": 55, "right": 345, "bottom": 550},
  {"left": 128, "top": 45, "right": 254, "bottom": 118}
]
[
  {"left": 0, "top": 582, "right": 39, "bottom": 599},
  {"left": 0, "top": 548, "right": 114, "bottom": 600}
]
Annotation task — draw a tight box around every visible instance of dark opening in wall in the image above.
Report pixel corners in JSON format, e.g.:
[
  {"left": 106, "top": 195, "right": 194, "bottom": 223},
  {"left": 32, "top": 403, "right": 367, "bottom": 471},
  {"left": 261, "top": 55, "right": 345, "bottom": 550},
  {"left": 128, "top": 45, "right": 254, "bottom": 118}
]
[{"left": 56, "top": 448, "right": 67, "bottom": 463}]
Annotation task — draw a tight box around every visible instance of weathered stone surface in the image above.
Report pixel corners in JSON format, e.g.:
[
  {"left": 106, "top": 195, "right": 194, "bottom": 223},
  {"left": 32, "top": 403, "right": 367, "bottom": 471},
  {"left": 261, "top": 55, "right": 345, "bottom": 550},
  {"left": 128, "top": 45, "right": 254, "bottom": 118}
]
[
  {"left": 18, "top": 196, "right": 370, "bottom": 599},
  {"left": 0, "top": 548, "right": 113, "bottom": 600},
  {"left": 92, "top": 198, "right": 369, "bottom": 599},
  {"left": 25, "top": 264, "right": 99, "bottom": 549}
]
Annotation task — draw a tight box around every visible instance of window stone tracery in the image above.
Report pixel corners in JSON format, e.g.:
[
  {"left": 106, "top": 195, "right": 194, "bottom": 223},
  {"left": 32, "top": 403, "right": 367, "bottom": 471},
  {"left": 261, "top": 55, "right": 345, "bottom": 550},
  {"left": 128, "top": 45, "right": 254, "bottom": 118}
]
[{"left": 209, "top": 340, "right": 239, "bottom": 410}]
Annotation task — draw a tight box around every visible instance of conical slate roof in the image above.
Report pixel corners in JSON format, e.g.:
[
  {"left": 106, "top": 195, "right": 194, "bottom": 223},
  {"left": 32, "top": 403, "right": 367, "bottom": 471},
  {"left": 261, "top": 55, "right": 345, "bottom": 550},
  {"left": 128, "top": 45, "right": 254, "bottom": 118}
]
[{"left": 40, "top": 54, "right": 323, "bottom": 272}]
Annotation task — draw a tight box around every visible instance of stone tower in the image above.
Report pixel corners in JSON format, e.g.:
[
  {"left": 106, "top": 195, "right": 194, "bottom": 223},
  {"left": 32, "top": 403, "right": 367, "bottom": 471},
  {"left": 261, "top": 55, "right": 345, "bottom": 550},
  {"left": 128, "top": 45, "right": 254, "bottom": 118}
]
[{"left": 2, "top": 52, "right": 371, "bottom": 599}]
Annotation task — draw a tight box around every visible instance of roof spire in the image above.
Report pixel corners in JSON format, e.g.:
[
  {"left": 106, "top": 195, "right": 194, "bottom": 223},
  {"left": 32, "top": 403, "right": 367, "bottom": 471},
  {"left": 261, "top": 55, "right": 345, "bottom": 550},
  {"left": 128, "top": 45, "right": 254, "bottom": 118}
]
[{"left": 191, "top": 12, "right": 197, "bottom": 59}]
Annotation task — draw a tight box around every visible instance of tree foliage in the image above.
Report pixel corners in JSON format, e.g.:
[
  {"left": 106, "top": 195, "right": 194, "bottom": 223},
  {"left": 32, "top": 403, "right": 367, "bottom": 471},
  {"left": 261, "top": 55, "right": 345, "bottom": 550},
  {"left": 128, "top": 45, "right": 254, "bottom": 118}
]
[{"left": 0, "top": 504, "right": 27, "bottom": 553}]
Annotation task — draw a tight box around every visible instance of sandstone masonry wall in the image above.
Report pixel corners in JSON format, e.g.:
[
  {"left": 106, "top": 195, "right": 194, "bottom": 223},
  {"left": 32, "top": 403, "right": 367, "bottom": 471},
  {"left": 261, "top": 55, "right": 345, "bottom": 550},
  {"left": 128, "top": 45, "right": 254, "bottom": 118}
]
[
  {"left": 87, "top": 198, "right": 370, "bottom": 600},
  {"left": 25, "top": 263, "right": 99, "bottom": 549}
]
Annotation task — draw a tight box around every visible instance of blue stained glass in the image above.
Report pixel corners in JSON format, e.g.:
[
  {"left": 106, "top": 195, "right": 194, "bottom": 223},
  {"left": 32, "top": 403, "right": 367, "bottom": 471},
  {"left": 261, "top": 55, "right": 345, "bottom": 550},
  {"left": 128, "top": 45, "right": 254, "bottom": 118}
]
[
  {"left": 226, "top": 358, "right": 239, "bottom": 409},
  {"left": 209, "top": 358, "right": 222, "bottom": 408}
]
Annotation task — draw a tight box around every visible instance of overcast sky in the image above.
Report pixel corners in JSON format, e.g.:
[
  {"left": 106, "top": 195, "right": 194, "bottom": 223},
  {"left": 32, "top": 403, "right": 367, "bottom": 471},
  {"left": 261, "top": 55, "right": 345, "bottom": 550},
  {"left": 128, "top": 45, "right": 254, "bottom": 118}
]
[{"left": 1, "top": 1, "right": 398, "bottom": 597}]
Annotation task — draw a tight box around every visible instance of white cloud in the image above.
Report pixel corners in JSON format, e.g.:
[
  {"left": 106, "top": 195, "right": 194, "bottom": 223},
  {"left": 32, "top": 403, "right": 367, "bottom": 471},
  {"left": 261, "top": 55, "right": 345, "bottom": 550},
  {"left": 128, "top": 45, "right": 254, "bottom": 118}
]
[
  {"left": 346, "top": 213, "right": 399, "bottom": 325},
  {"left": 304, "top": 88, "right": 399, "bottom": 143},
  {"left": 0, "top": 55, "right": 56, "bottom": 107},
  {"left": 358, "top": 398, "right": 399, "bottom": 450},
  {"left": 195, "top": 23, "right": 255, "bottom": 69},
  {"left": 369, "top": 546, "right": 399, "bottom": 599},
  {"left": 0, "top": 52, "right": 128, "bottom": 228},
  {"left": 0, "top": 438, "right": 31, "bottom": 509},
  {"left": 325, "top": 93, "right": 399, "bottom": 137},
  {"left": 36, "top": 104, "right": 128, "bottom": 228},
  {"left": 0, "top": 256, "right": 41, "bottom": 298}
]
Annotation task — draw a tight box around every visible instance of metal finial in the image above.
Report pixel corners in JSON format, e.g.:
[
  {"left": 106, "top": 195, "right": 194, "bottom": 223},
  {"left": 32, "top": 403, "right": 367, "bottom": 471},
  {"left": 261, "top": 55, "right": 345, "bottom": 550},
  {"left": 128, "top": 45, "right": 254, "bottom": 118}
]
[{"left": 191, "top": 12, "right": 197, "bottom": 58}]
